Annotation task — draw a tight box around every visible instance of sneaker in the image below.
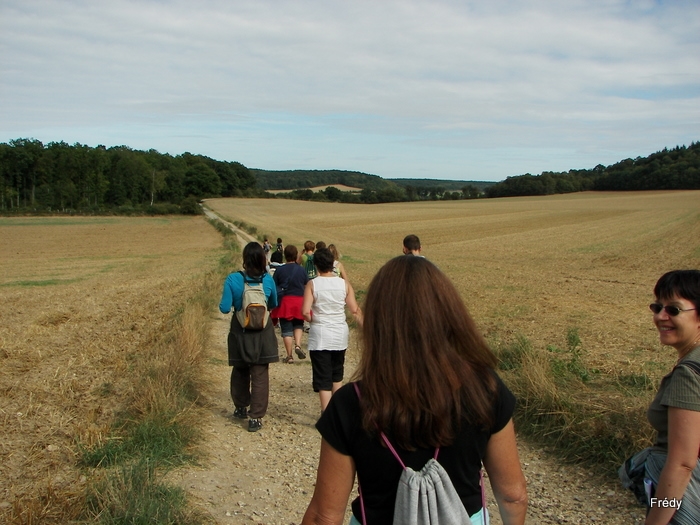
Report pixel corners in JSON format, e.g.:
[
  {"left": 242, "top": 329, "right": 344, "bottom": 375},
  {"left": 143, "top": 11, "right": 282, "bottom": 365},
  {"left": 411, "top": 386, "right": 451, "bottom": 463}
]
[
  {"left": 248, "top": 418, "right": 263, "bottom": 432},
  {"left": 233, "top": 406, "right": 248, "bottom": 419},
  {"left": 294, "top": 345, "right": 306, "bottom": 359}
]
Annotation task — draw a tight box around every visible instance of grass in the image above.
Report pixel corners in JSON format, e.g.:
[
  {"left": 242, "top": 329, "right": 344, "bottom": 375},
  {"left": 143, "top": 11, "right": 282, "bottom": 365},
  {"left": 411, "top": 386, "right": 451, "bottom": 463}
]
[
  {"left": 494, "top": 330, "right": 655, "bottom": 468},
  {"left": 84, "top": 458, "right": 208, "bottom": 525},
  {"left": 73, "top": 227, "right": 238, "bottom": 524}
]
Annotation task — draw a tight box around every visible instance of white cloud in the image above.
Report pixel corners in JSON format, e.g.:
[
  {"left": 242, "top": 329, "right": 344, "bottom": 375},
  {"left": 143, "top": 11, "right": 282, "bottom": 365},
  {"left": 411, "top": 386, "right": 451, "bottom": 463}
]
[{"left": 1, "top": 0, "right": 698, "bottom": 180}]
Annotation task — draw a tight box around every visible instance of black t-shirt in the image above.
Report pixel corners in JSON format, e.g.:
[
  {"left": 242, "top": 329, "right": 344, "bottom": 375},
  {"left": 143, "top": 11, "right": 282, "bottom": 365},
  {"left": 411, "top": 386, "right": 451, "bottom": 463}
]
[{"left": 316, "top": 374, "right": 515, "bottom": 524}]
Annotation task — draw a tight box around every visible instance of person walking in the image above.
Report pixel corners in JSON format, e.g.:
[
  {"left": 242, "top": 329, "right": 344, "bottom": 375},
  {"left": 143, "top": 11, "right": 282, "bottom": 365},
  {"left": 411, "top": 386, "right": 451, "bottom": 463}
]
[
  {"left": 302, "top": 248, "right": 362, "bottom": 413},
  {"left": 271, "top": 245, "right": 308, "bottom": 364},
  {"left": 302, "top": 255, "right": 528, "bottom": 525},
  {"left": 219, "top": 242, "right": 278, "bottom": 432}
]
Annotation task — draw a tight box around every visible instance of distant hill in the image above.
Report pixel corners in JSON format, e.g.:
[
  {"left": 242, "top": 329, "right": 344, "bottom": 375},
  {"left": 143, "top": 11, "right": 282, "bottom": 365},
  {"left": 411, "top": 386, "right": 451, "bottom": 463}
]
[
  {"left": 251, "top": 169, "right": 397, "bottom": 192},
  {"left": 388, "top": 178, "right": 496, "bottom": 191}
]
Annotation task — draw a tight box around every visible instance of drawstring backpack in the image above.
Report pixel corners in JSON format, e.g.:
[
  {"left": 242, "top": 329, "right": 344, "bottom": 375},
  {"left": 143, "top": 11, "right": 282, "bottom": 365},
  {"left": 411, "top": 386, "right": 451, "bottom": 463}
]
[{"left": 353, "top": 383, "right": 487, "bottom": 525}]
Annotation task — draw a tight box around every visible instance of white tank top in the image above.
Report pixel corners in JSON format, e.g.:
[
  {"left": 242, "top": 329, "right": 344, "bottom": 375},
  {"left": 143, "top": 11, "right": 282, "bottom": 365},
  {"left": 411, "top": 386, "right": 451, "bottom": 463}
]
[{"left": 308, "top": 276, "right": 348, "bottom": 351}]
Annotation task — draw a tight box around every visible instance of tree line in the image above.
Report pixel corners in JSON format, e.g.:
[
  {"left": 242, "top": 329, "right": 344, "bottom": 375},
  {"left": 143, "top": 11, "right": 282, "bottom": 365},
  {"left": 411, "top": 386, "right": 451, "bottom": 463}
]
[
  {"left": 2, "top": 138, "right": 697, "bottom": 214},
  {"left": 0, "top": 139, "right": 258, "bottom": 214},
  {"left": 485, "top": 142, "right": 700, "bottom": 198}
]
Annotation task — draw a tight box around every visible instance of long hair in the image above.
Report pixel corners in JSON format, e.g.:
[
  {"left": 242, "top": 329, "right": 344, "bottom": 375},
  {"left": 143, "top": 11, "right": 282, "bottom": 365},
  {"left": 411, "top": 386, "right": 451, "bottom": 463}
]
[
  {"left": 354, "top": 256, "right": 498, "bottom": 449},
  {"left": 242, "top": 242, "right": 266, "bottom": 277}
]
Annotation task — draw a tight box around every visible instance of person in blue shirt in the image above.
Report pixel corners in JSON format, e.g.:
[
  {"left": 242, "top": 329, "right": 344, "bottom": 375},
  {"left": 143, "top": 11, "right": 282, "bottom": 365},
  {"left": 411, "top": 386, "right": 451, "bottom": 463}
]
[{"left": 219, "top": 242, "right": 278, "bottom": 432}]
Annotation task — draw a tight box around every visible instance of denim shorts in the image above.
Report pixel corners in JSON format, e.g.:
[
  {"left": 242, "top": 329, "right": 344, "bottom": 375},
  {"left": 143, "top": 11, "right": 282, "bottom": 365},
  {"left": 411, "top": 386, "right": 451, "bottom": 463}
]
[{"left": 279, "top": 317, "right": 304, "bottom": 338}]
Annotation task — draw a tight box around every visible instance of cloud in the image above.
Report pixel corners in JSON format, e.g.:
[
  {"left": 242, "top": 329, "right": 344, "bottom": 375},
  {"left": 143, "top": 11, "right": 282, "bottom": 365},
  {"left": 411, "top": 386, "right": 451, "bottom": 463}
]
[{"left": 1, "top": 0, "right": 698, "bottom": 180}]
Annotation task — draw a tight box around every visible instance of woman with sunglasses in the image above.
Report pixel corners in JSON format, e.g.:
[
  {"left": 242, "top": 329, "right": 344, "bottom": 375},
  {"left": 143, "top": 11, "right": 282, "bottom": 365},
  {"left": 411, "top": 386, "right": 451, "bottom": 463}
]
[{"left": 643, "top": 270, "right": 700, "bottom": 525}]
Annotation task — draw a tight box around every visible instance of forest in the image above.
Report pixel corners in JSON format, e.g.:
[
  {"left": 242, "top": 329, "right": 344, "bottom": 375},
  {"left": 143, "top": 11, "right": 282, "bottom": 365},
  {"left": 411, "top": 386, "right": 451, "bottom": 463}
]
[
  {"left": 0, "top": 139, "right": 258, "bottom": 214},
  {"left": 1, "top": 138, "right": 698, "bottom": 214},
  {"left": 485, "top": 142, "right": 700, "bottom": 197}
]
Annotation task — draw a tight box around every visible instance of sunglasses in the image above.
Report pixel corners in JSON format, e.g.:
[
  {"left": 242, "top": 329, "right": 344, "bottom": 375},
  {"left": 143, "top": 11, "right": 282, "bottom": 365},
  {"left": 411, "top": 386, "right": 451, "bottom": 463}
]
[{"left": 649, "top": 303, "right": 697, "bottom": 316}]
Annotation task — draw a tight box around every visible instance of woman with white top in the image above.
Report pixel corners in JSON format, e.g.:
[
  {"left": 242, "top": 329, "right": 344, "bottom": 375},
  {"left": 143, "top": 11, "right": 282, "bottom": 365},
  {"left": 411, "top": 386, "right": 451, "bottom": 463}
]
[{"left": 302, "top": 248, "right": 362, "bottom": 412}]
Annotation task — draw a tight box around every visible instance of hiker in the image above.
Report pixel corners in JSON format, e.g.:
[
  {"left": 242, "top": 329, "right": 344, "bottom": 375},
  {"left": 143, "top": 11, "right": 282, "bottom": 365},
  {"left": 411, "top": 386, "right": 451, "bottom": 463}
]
[
  {"left": 263, "top": 238, "right": 272, "bottom": 263},
  {"left": 301, "top": 248, "right": 362, "bottom": 413},
  {"left": 271, "top": 245, "right": 308, "bottom": 364},
  {"left": 299, "top": 240, "right": 317, "bottom": 280},
  {"left": 402, "top": 233, "right": 423, "bottom": 256},
  {"left": 269, "top": 250, "right": 284, "bottom": 275},
  {"left": 622, "top": 270, "right": 700, "bottom": 524},
  {"left": 302, "top": 255, "right": 527, "bottom": 525},
  {"left": 276, "top": 237, "right": 284, "bottom": 253},
  {"left": 328, "top": 244, "right": 348, "bottom": 280},
  {"left": 219, "top": 242, "right": 278, "bottom": 433}
]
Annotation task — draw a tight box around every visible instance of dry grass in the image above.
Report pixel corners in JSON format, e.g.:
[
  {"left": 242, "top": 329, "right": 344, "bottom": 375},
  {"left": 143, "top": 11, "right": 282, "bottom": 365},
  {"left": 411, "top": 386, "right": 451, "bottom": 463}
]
[
  {"left": 206, "top": 191, "right": 700, "bottom": 465},
  {"left": 0, "top": 216, "right": 223, "bottom": 524}
]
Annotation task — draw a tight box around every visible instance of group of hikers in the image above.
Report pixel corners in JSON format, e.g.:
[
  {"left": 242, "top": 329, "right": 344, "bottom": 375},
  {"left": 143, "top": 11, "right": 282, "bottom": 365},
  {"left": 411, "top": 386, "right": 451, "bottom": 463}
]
[{"left": 219, "top": 233, "right": 700, "bottom": 525}]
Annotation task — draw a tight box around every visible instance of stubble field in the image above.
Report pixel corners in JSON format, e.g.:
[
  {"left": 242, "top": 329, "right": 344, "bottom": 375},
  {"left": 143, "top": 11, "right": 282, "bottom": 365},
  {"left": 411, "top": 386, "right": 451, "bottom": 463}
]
[
  {"left": 207, "top": 191, "right": 700, "bottom": 457},
  {"left": 0, "top": 216, "right": 223, "bottom": 521},
  {"left": 208, "top": 191, "right": 700, "bottom": 377},
  {"left": 2, "top": 190, "right": 699, "bottom": 523}
]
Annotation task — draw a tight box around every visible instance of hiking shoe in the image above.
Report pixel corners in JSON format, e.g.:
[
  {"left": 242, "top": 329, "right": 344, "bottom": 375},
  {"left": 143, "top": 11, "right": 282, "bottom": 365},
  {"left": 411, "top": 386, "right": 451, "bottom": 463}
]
[
  {"left": 295, "top": 345, "right": 306, "bottom": 359},
  {"left": 233, "top": 406, "right": 248, "bottom": 419},
  {"left": 248, "top": 418, "right": 263, "bottom": 432}
]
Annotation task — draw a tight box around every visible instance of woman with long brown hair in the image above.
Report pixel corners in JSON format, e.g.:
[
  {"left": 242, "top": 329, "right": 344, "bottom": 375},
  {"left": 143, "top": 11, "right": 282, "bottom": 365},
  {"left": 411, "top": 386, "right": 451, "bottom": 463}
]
[{"left": 302, "top": 255, "right": 527, "bottom": 525}]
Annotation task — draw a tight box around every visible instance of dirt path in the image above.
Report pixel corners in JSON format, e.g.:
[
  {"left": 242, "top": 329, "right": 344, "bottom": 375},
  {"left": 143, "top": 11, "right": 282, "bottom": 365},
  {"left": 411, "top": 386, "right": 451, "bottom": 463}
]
[{"left": 170, "top": 212, "right": 647, "bottom": 524}]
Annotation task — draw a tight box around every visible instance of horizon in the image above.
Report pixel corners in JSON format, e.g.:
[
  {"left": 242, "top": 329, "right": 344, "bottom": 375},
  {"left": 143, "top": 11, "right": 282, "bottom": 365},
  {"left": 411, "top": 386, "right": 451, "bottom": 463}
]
[{"left": 2, "top": 1, "right": 699, "bottom": 182}]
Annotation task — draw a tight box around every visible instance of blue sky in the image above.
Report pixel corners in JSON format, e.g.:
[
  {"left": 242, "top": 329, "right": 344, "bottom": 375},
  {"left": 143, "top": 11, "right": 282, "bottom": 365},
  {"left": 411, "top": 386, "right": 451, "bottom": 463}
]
[{"left": 1, "top": 0, "right": 698, "bottom": 182}]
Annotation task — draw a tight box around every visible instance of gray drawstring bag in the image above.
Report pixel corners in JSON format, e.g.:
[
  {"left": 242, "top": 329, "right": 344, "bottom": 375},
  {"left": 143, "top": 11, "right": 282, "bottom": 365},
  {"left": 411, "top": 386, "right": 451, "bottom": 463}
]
[{"left": 353, "top": 383, "right": 484, "bottom": 525}]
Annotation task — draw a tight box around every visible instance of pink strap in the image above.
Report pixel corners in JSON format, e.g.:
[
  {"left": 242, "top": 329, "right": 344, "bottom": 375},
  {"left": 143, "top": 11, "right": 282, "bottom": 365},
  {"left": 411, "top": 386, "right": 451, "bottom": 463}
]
[{"left": 352, "top": 382, "right": 486, "bottom": 524}]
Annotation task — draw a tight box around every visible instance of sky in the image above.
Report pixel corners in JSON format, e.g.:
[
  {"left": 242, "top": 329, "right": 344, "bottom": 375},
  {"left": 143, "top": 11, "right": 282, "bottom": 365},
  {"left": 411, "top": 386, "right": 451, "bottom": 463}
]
[{"left": 1, "top": 1, "right": 699, "bottom": 182}]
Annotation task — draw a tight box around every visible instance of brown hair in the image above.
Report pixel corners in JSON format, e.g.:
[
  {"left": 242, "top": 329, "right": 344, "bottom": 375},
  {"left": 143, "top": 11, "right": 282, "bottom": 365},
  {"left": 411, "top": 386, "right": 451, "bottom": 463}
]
[
  {"left": 328, "top": 244, "right": 340, "bottom": 260},
  {"left": 304, "top": 240, "right": 315, "bottom": 252},
  {"left": 283, "top": 244, "right": 298, "bottom": 263},
  {"left": 354, "top": 256, "right": 497, "bottom": 449}
]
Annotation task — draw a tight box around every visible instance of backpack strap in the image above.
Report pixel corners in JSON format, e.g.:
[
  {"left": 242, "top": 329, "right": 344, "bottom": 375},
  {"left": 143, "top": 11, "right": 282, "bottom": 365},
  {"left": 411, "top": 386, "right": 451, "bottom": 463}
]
[
  {"left": 238, "top": 270, "right": 263, "bottom": 284},
  {"left": 351, "top": 382, "right": 487, "bottom": 525}
]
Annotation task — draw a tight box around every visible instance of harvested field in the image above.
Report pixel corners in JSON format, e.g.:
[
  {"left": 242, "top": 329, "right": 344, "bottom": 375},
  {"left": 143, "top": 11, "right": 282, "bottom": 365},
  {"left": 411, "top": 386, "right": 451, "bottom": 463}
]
[
  {"left": 207, "top": 191, "right": 700, "bottom": 379},
  {"left": 0, "top": 216, "right": 222, "bottom": 522},
  {"left": 265, "top": 184, "right": 362, "bottom": 194}
]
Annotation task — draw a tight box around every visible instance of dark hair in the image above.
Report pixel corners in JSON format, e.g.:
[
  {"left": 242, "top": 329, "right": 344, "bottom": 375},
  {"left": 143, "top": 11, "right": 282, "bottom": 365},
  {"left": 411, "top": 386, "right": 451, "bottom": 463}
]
[
  {"left": 242, "top": 242, "right": 266, "bottom": 277},
  {"left": 304, "top": 240, "right": 315, "bottom": 252},
  {"left": 316, "top": 241, "right": 327, "bottom": 250},
  {"left": 403, "top": 234, "right": 421, "bottom": 251},
  {"left": 654, "top": 270, "right": 700, "bottom": 312},
  {"left": 270, "top": 250, "right": 284, "bottom": 264},
  {"left": 277, "top": 238, "right": 282, "bottom": 244},
  {"left": 354, "top": 256, "right": 497, "bottom": 449},
  {"left": 283, "top": 244, "right": 298, "bottom": 263},
  {"left": 313, "top": 248, "right": 335, "bottom": 273}
]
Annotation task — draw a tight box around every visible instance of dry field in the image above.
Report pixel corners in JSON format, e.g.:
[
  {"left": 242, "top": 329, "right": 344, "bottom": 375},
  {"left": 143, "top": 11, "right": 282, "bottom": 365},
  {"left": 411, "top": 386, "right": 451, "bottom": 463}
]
[
  {"left": 266, "top": 184, "right": 362, "bottom": 194},
  {"left": 207, "top": 191, "right": 700, "bottom": 446},
  {"left": 0, "top": 216, "right": 222, "bottom": 521}
]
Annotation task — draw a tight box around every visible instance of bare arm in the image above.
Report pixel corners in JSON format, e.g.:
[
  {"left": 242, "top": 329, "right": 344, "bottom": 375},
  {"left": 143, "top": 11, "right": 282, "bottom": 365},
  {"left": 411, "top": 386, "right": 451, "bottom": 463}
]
[
  {"left": 482, "top": 419, "right": 528, "bottom": 525},
  {"left": 302, "top": 280, "right": 314, "bottom": 323},
  {"left": 338, "top": 262, "right": 348, "bottom": 281},
  {"left": 345, "top": 281, "right": 363, "bottom": 328},
  {"left": 645, "top": 407, "right": 700, "bottom": 525},
  {"left": 302, "top": 439, "right": 356, "bottom": 525}
]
